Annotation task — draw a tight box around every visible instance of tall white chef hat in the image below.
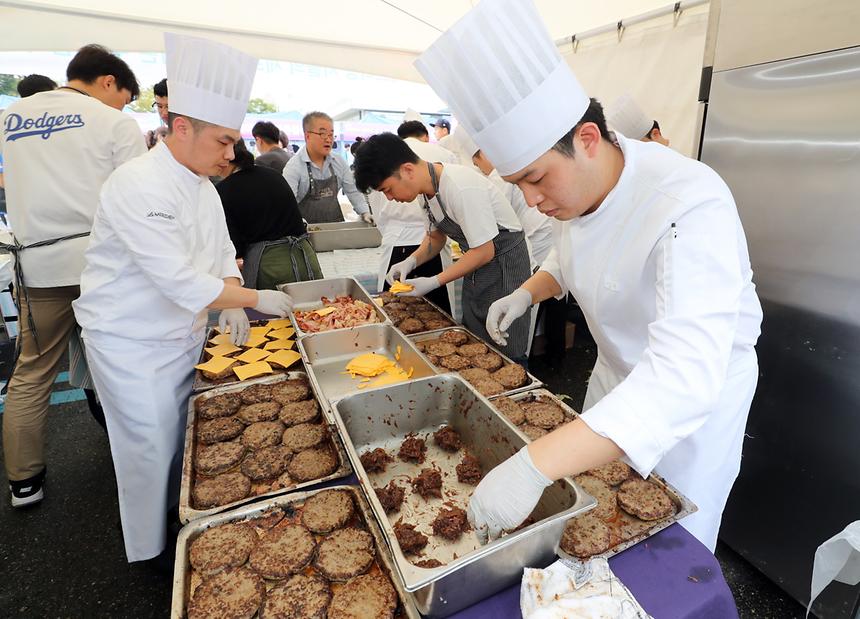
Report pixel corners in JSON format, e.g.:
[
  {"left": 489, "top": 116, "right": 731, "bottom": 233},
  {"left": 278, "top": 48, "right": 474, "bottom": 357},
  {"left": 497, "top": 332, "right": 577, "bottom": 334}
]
[
  {"left": 164, "top": 33, "right": 258, "bottom": 130},
  {"left": 606, "top": 94, "right": 654, "bottom": 140},
  {"left": 415, "top": 0, "right": 589, "bottom": 176},
  {"left": 403, "top": 107, "right": 423, "bottom": 122}
]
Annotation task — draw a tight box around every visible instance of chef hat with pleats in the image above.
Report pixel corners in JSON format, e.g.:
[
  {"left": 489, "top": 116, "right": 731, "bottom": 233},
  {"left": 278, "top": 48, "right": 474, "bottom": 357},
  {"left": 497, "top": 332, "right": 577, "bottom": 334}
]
[
  {"left": 606, "top": 94, "right": 654, "bottom": 139},
  {"left": 164, "top": 33, "right": 258, "bottom": 130},
  {"left": 403, "top": 108, "right": 423, "bottom": 122},
  {"left": 415, "top": 0, "right": 589, "bottom": 176}
]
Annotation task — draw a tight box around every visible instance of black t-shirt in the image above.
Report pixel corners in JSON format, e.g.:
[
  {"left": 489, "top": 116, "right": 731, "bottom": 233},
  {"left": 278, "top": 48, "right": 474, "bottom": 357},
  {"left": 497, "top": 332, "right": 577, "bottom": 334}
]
[{"left": 216, "top": 165, "right": 305, "bottom": 258}]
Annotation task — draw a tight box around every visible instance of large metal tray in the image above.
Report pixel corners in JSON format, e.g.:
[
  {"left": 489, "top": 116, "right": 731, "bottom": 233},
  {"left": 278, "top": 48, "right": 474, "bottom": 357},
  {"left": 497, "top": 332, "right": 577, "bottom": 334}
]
[
  {"left": 179, "top": 372, "right": 352, "bottom": 524},
  {"left": 307, "top": 220, "right": 382, "bottom": 252},
  {"left": 332, "top": 374, "right": 596, "bottom": 618},
  {"left": 376, "top": 293, "right": 457, "bottom": 335},
  {"left": 171, "top": 485, "right": 419, "bottom": 619},
  {"left": 408, "top": 327, "right": 543, "bottom": 398},
  {"left": 297, "top": 323, "right": 437, "bottom": 408},
  {"left": 278, "top": 276, "right": 388, "bottom": 337},
  {"left": 191, "top": 320, "right": 299, "bottom": 393}
]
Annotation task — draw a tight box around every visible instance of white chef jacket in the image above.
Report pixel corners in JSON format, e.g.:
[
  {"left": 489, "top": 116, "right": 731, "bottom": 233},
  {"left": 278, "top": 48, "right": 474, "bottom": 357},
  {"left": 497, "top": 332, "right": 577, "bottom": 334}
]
[
  {"left": 74, "top": 141, "right": 241, "bottom": 340},
  {"left": 488, "top": 169, "right": 554, "bottom": 266},
  {"left": 540, "top": 134, "right": 763, "bottom": 550},
  {"left": 0, "top": 89, "right": 146, "bottom": 286}
]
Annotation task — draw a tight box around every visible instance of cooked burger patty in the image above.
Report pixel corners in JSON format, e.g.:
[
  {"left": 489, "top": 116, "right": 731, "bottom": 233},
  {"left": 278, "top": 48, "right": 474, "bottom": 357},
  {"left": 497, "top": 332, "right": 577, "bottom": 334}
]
[
  {"left": 520, "top": 424, "right": 548, "bottom": 441},
  {"left": 301, "top": 489, "right": 355, "bottom": 533},
  {"left": 241, "top": 445, "right": 291, "bottom": 480},
  {"left": 196, "top": 392, "right": 242, "bottom": 420},
  {"left": 237, "top": 401, "right": 281, "bottom": 424},
  {"left": 424, "top": 318, "right": 452, "bottom": 330},
  {"left": 287, "top": 445, "right": 338, "bottom": 482},
  {"left": 359, "top": 447, "right": 392, "bottom": 473},
  {"left": 192, "top": 471, "right": 251, "bottom": 508},
  {"left": 393, "top": 522, "right": 428, "bottom": 555},
  {"left": 492, "top": 364, "right": 528, "bottom": 389},
  {"left": 617, "top": 479, "right": 676, "bottom": 521},
  {"left": 195, "top": 441, "right": 246, "bottom": 476},
  {"left": 313, "top": 527, "right": 376, "bottom": 581},
  {"left": 260, "top": 573, "right": 331, "bottom": 619},
  {"left": 587, "top": 460, "right": 634, "bottom": 486},
  {"left": 198, "top": 416, "right": 245, "bottom": 444},
  {"left": 473, "top": 377, "right": 505, "bottom": 397},
  {"left": 398, "top": 436, "right": 426, "bottom": 463},
  {"left": 426, "top": 341, "right": 457, "bottom": 357},
  {"left": 327, "top": 573, "right": 398, "bottom": 619},
  {"left": 456, "top": 453, "right": 483, "bottom": 485},
  {"left": 375, "top": 482, "right": 406, "bottom": 514},
  {"left": 411, "top": 468, "right": 442, "bottom": 499},
  {"left": 278, "top": 399, "right": 320, "bottom": 426},
  {"left": 457, "top": 342, "right": 488, "bottom": 357},
  {"left": 189, "top": 522, "right": 258, "bottom": 576},
  {"left": 471, "top": 352, "right": 504, "bottom": 371},
  {"left": 249, "top": 524, "right": 316, "bottom": 579},
  {"left": 432, "top": 506, "right": 469, "bottom": 540},
  {"left": 271, "top": 379, "right": 311, "bottom": 404},
  {"left": 241, "top": 420, "right": 286, "bottom": 451},
  {"left": 432, "top": 425, "right": 462, "bottom": 452},
  {"left": 439, "top": 330, "right": 469, "bottom": 346},
  {"left": 281, "top": 422, "right": 327, "bottom": 453},
  {"left": 254, "top": 507, "right": 285, "bottom": 529},
  {"left": 187, "top": 566, "right": 264, "bottom": 619},
  {"left": 573, "top": 474, "right": 618, "bottom": 521},
  {"left": 560, "top": 514, "right": 612, "bottom": 559},
  {"left": 240, "top": 383, "right": 274, "bottom": 405},
  {"left": 493, "top": 397, "right": 525, "bottom": 425},
  {"left": 413, "top": 558, "right": 443, "bottom": 569},
  {"left": 458, "top": 367, "right": 490, "bottom": 384},
  {"left": 398, "top": 318, "right": 424, "bottom": 334},
  {"left": 440, "top": 354, "right": 471, "bottom": 370},
  {"left": 383, "top": 301, "right": 407, "bottom": 313},
  {"left": 522, "top": 401, "right": 565, "bottom": 429}
]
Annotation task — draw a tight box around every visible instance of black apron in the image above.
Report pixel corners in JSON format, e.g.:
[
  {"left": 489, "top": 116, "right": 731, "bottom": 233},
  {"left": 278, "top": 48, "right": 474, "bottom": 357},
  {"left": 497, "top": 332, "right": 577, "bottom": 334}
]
[
  {"left": 423, "top": 163, "right": 531, "bottom": 360},
  {"left": 298, "top": 162, "right": 344, "bottom": 224}
]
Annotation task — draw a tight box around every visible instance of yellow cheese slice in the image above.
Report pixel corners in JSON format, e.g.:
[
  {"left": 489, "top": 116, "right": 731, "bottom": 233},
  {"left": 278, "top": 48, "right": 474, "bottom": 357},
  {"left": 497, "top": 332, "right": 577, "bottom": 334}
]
[
  {"left": 390, "top": 280, "right": 414, "bottom": 294},
  {"left": 266, "top": 349, "right": 302, "bottom": 369},
  {"left": 205, "top": 343, "right": 242, "bottom": 357},
  {"left": 268, "top": 327, "right": 296, "bottom": 340},
  {"left": 264, "top": 339, "right": 295, "bottom": 351},
  {"left": 195, "top": 356, "right": 236, "bottom": 374},
  {"left": 266, "top": 318, "right": 293, "bottom": 329},
  {"left": 233, "top": 361, "right": 274, "bottom": 381},
  {"left": 243, "top": 333, "right": 270, "bottom": 349},
  {"left": 345, "top": 352, "right": 395, "bottom": 377},
  {"left": 395, "top": 344, "right": 402, "bottom": 361},
  {"left": 249, "top": 325, "right": 273, "bottom": 338},
  {"left": 373, "top": 297, "right": 385, "bottom": 306},
  {"left": 236, "top": 348, "right": 271, "bottom": 364},
  {"left": 208, "top": 333, "right": 233, "bottom": 346},
  {"left": 311, "top": 306, "right": 337, "bottom": 317}
]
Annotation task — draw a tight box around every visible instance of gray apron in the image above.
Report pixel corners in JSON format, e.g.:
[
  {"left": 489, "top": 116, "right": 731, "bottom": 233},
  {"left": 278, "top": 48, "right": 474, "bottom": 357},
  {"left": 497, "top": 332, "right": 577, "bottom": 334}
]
[
  {"left": 423, "top": 163, "right": 531, "bottom": 360},
  {"left": 298, "top": 162, "right": 344, "bottom": 224}
]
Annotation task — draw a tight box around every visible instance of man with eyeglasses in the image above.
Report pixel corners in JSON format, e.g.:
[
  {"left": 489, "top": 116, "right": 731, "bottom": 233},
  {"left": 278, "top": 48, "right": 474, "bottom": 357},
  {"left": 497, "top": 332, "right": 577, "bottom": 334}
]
[
  {"left": 283, "top": 111, "right": 373, "bottom": 224},
  {"left": 153, "top": 78, "right": 168, "bottom": 125}
]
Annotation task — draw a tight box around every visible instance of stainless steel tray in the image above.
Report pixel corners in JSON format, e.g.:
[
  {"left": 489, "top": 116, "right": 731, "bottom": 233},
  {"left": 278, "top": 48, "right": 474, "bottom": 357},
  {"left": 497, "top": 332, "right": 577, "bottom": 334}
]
[
  {"left": 179, "top": 372, "right": 352, "bottom": 524},
  {"left": 332, "top": 374, "right": 596, "bottom": 618},
  {"left": 376, "top": 294, "right": 457, "bottom": 334},
  {"left": 192, "top": 320, "right": 299, "bottom": 393},
  {"left": 278, "top": 276, "right": 388, "bottom": 337},
  {"left": 307, "top": 220, "right": 382, "bottom": 252},
  {"left": 408, "top": 327, "right": 543, "bottom": 398},
  {"left": 556, "top": 472, "right": 698, "bottom": 566},
  {"left": 297, "top": 323, "right": 437, "bottom": 409},
  {"left": 171, "top": 485, "right": 419, "bottom": 619}
]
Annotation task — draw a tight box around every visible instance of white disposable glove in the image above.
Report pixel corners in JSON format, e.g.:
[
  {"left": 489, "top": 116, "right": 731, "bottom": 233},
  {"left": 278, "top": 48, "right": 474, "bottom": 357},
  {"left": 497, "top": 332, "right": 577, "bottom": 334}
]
[
  {"left": 467, "top": 446, "right": 553, "bottom": 545},
  {"left": 361, "top": 212, "right": 375, "bottom": 225},
  {"left": 386, "top": 255, "right": 417, "bottom": 286},
  {"left": 253, "top": 290, "right": 294, "bottom": 317},
  {"left": 399, "top": 276, "right": 441, "bottom": 298},
  {"left": 218, "top": 309, "right": 250, "bottom": 346},
  {"left": 485, "top": 288, "right": 532, "bottom": 347}
]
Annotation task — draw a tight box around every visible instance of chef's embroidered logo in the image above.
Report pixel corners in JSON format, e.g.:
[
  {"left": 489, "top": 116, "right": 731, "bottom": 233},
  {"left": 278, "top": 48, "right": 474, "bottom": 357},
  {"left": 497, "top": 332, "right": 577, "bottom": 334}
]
[
  {"left": 3, "top": 112, "right": 85, "bottom": 141},
  {"left": 147, "top": 211, "right": 175, "bottom": 220}
]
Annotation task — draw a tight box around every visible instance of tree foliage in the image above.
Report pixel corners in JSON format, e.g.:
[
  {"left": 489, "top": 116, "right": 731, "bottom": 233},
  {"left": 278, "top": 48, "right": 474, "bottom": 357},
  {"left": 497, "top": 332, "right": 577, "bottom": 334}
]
[
  {"left": 247, "top": 97, "right": 277, "bottom": 114},
  {"left": 129, "top": 86, "right": 155, "bottom": 113},
  {"left": 0, "top": 74, "right": 23, "bottom": 97}
]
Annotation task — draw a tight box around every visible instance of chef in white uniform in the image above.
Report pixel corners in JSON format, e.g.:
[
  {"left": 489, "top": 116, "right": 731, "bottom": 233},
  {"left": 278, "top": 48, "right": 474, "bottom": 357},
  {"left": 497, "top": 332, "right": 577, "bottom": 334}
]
[
  {"left": 416, "top": 0, "right": 762, "bottom": 552},
  {"left": 73, "top": 33, "right": 293, "bottom": 563},
  {"left": 606, "top": 93, "right": 671, "bottom": 146}
]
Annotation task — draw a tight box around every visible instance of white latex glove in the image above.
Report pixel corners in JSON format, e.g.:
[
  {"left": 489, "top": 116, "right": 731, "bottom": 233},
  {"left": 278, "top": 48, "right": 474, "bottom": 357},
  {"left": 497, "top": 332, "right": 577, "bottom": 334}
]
[
  {"left": 467, "top": 446, "right": 552, "bottom": 545},
  {"left": 386, "top": 255, "right": 417, "bottom": 286},
  {"left": 361, "top": 212, "right": 375, "bottom": 225},
  {"left": 398, "top": 275, "right": 441, "bottom": 297},
  {"left": 486, "top": 288, "right": 532, "bottom": 347},
  {"left": 218, "top": 309, "right": 250, "bottom": 346},
  {"left": 253, "top": 290, "right": 294, "bottom": 317}
]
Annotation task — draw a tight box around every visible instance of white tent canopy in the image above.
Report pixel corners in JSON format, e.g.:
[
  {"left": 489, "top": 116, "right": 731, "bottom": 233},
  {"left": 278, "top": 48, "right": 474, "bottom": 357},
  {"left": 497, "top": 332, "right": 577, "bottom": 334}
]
[{"left": 1, "top": 0, "right": 683, "bottom": 81}]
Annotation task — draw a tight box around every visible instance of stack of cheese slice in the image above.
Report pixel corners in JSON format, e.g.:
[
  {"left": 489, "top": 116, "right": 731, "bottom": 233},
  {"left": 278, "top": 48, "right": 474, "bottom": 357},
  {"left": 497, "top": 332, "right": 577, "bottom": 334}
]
[
  {"left": 345, "top": 351, "right": 413, "bottom": 389},
  {"left": 389, "top": 280, "right": 414, "bottom": 295},
  {"left": 194, "top": 318, "right": 302, "bottom": 382}
]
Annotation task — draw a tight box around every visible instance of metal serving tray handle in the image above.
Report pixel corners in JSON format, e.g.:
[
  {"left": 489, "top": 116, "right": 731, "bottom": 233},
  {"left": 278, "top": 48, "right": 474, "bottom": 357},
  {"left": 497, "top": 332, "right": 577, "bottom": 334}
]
[
  {"left": 171, "top": 485, "right": 420, "bottom": 619},
  {"left": 331, "top": 374, "right": 596, "bottom": 618},
  {"left": 407, "top": 326, "right": 543, "bottom": 398},
  {"left": 179, "top": 372, "right": 352, "bottom": 524},
  {"left": 278, "top": 276, "right": 389, "bottom": 337}
]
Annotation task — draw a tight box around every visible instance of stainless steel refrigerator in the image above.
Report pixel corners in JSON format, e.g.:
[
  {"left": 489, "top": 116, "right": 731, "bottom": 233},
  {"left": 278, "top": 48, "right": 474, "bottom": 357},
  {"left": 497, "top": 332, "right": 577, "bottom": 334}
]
[{"left": 700, "top": 46, "right": 860, "bottom": 618}]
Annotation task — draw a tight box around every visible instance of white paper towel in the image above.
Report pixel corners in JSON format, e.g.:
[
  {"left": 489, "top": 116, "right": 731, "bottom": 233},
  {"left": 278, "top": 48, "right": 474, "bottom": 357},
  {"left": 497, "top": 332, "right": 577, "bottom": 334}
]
[
  {"left": 521, "top": 558, "right": 652, "bottom": 619},
  {"left": 808, "top": 521, "right": 860, "bottom": 616}
]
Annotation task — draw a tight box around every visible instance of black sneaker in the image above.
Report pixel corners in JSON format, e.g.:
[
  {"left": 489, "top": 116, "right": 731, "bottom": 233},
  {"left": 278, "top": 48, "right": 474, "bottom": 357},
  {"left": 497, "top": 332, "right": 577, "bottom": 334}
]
[{"left": 10, "top": 467, "right": 46, "bottom": 508}]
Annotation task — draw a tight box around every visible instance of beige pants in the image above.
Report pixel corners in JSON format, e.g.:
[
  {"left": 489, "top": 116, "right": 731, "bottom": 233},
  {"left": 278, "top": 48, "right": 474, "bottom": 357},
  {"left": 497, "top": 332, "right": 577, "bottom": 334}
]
[{"left": 2, "top": 285, "right": 79, "bottom": 481}]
